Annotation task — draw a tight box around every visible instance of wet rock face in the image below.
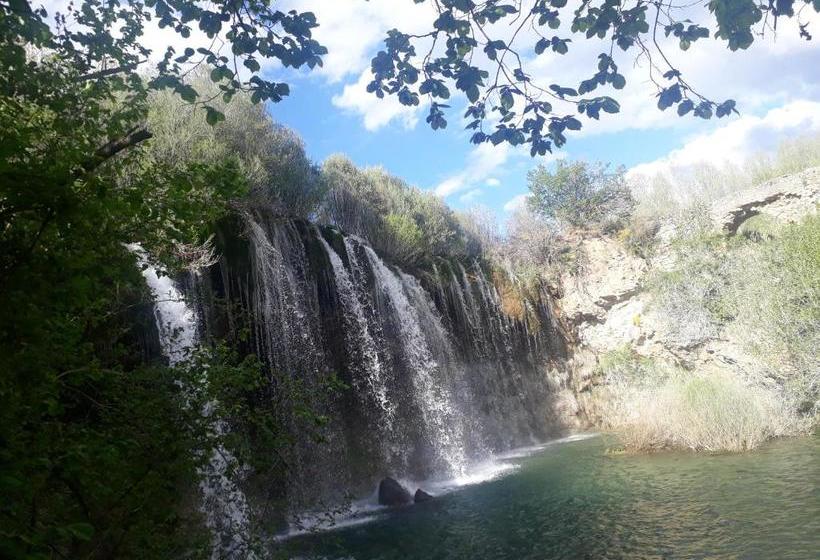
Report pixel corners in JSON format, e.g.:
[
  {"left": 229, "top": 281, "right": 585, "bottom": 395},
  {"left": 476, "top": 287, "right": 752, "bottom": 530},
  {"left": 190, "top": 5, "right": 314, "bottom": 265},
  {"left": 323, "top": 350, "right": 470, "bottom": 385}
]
[
  {"left": 378, "top": 477, "right": 412, "bottom": 506},
  {"left": 414, "top": 489, "right": 434, "bottom": 503}
]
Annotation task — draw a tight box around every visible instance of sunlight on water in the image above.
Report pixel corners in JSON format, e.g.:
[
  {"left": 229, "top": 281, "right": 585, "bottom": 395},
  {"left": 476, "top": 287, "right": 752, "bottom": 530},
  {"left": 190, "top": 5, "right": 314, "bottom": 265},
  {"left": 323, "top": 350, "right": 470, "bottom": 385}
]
[
  {"left": 284, "top": 432, "right": 820, "bottom": 560},
  {"left": 277, "top": 433, "right": 596, "bottom": 541}
]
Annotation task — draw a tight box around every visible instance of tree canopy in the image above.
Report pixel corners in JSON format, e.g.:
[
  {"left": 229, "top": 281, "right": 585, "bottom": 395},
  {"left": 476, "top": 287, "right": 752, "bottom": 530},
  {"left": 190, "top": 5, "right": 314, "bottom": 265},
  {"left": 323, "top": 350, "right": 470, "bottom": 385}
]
[
  {"left": 368, "top": 0, "right": 819, "bottom": 155},
  {"left": 527, "top": 160, "right": 634, "bottom": 230}
]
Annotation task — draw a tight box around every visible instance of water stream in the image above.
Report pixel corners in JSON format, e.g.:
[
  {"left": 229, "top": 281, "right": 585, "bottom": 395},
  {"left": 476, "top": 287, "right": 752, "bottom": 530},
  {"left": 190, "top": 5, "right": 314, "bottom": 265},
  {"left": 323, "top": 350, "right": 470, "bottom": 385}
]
[{"left": 132, "top": 246, "right": 254, "bottom": 559}]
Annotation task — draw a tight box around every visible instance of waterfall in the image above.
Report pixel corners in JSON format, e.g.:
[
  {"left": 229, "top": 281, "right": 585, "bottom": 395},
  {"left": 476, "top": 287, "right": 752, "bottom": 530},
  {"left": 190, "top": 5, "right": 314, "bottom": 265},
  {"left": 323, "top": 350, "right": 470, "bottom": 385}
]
[
  {"left": 364, "top": 246, "right": 468, "bottom": 477},
  {"left": 200, "top": 215, "right": 568, "bottom": 522},
  {"left": 318, "top": 235, "right": 393, "bottom": 423},
  {"left": 131, "top": 246, "right": 254, "bottom": 559}
]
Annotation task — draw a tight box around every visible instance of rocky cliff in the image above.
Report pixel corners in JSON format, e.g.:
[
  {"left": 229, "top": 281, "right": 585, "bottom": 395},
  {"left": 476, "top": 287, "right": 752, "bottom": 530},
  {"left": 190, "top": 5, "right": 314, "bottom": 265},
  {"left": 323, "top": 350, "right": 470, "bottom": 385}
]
[{"left": 556, "top": 167, "right": 820, "bottom": 425}]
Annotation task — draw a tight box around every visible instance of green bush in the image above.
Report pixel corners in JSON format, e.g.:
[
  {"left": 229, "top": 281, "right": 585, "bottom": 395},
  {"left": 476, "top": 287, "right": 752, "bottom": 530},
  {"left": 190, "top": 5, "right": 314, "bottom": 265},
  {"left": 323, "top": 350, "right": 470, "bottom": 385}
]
[
  {"left": 318, "top": 155, "right": 482, "bottom": 267},
  {"left": 648, "top": 234, "right": 731, "bottom": 347},
  {"left": 722, "top": 214, "right": 820, "bottom": 410},
  {"left": 146, "top": 72, "right": 325, "bottom": 218},
  {"left": 527, "top": 160, "right": 634, "bottom": 232},
  {"left": 593, "top": 352, "right": 808, "bottom": 452}
]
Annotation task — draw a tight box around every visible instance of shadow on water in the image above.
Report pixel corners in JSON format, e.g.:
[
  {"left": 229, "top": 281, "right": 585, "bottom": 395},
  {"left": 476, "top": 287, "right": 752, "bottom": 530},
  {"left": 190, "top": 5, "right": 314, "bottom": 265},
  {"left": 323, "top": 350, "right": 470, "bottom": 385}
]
[{"left": 282, "top": 432, "right": 820, "bottom": 560}]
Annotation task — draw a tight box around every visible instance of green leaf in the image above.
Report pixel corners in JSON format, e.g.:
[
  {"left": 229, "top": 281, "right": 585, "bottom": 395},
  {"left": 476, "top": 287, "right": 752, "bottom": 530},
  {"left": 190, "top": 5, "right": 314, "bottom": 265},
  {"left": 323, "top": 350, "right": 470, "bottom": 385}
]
[
  {"left": 677, "top": 99, "right": 694, "bottom": 116},
  {"left": 500, "top": 89, "right": 514, "bottom": 111},
  {"left": 244, "top": 58, "right": 261, "bottom": 72},
  {"left": 66, "top": 523, "right": 95, "bottom": 541},
  {"left": 204, "top": 106, "right": 225, "bottom": 126},
  {"left": 176, "top": 84, "right": 198, "bottom": 103}
]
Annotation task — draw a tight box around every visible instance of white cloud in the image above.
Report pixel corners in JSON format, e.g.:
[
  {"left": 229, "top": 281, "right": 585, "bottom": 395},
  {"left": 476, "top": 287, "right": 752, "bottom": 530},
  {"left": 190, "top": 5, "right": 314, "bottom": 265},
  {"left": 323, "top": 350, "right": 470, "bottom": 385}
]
[
  {"left": 332, "top": 70, "right": 425, "bottom": 131},
  {"left": 522, "top": 8, "right": 820, "bottom": 139},
  {"left": 287, "top": 0, "right": 436, "bottom": 83},
  {"left": 459, "top": 189, "right": 482, "bottom": 203},
  {"left": 485, "top": 177, "right": 501, "bottom": 187},
  {"left": 628, "top": 100, "right": 820, "bottom": 179},
  {"left": 503, "top": 194, "right": 529, "bottom": 213},
  {"left": 434, "top": 143, "right": 515, "bottom": 197}
]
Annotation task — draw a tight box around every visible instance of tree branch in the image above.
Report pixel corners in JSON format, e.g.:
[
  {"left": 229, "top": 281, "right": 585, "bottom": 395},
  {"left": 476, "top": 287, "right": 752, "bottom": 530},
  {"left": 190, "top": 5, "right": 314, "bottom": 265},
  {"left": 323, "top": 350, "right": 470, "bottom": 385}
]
[
  {"left": 75, "top": 62, "right": 142, "bottom": 82},
  {"left": 78, "top": 125, "right": 153, "bottom": 176}
]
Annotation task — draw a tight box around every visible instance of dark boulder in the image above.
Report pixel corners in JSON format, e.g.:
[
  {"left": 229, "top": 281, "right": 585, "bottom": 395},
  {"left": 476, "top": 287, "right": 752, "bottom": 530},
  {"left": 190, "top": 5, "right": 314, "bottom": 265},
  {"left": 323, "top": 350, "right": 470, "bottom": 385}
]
[
  {"left": 414, "top": 489, "right": 434, "bottom": 503},
  {"left": 378, "top": 477, "right": 412, "bottom": 506}
]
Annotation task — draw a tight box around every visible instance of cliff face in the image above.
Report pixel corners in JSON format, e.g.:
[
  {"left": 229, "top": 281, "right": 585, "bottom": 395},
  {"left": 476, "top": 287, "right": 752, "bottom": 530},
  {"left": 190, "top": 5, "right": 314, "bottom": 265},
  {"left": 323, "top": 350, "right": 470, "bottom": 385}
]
[{"left": 556, "top": 168, "right": 820, "bottom": 425}]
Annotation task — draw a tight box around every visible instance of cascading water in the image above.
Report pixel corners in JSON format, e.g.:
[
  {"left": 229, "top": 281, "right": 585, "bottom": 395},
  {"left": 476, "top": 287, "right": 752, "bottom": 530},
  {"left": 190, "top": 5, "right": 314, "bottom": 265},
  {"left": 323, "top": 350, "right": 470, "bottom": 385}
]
[
  {"left": 364, "top": 245, "right": 468, "bottom": 477},
  {"left": 197, "top": 215, "right": 569, "bottom": 530},
  {"left": 318, "top": 235, "right": 393, "bottom": 425},
  {"left": 132, "top": 246, "right": 254, "bottom": 559}
]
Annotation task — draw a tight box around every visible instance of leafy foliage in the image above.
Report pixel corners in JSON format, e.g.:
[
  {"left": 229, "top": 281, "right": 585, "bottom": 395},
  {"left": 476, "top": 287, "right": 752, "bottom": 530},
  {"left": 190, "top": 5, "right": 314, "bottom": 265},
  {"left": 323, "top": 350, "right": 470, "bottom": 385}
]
[
  {"left": 146, "top": 73, "right": 326, "bottom": 218},
  {"left": 368, "top": 0, "right": 817, "bottom": 154},
  {"left": 527, "top": 160, "right": 634, "bottom": 231},
  {"left": 318, "top": 155, "right": 484, "bottom": 267},
  {"left": 0, "top": 0, "right": 331, "bottom": 555}
]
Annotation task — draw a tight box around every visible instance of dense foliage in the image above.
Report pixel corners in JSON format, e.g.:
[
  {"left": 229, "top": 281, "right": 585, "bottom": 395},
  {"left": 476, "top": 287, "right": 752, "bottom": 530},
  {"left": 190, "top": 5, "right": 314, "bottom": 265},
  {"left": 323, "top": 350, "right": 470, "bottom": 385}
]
[
  {"left": 319, "top": 155, "right": 484, "bottom": 267},
  {"left": 0, "top": 0, "right": 328, "bottom": 556},
  {"left": 526, "top": 160, "right": 634, "bottom": 231}
]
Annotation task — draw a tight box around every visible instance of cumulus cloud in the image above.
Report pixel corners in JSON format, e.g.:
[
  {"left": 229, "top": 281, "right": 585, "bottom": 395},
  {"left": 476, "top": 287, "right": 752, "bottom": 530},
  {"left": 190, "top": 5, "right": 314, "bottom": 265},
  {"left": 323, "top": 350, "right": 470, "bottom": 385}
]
[
  {"left": 503, "top": 194, "right": 529, "bottom": 213},
  {"left": 628, "top": 100, "right": 820, "bottom": 179},
  {"left": 332, "top": 70, "right": 425, "bottom": 131},
  {"left": 516, "top": 8, "right": 820, "bottom": 138},
  {"left": 286, "top": 0, "right": 435, "bottom": 83},
  {"left": 485, "top": 177, "right": 501, "bottom": 187},
  {"left": 434, "top": 143, "right": 515, "bottom": 197}
]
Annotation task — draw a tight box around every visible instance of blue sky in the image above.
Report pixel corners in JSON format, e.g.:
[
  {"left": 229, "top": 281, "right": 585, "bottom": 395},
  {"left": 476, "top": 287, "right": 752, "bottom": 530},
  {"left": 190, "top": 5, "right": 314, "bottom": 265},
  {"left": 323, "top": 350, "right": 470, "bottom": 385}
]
[
  {"left": 267, "top": 80, "right": 688, "bottom": 214},
  {"left": 38, "top": 0, "right": 820, "bottom": 217},
  {"left": 260, "top": 1, "right": 820, "bottom": 217}
]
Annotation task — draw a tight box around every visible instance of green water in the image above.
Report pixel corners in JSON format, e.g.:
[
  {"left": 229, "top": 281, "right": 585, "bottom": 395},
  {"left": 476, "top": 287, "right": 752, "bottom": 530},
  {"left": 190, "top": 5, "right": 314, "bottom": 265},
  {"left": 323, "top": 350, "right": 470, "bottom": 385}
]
[{"left": 284, "top": 433, "right": 820, "bottom": 559}]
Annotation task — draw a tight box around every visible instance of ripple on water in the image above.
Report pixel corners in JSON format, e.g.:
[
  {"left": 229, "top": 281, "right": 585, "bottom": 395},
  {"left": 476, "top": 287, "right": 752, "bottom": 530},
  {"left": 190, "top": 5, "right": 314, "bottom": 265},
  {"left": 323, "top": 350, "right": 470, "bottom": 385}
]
[{"left": 282, "top": 432, "right": 820, "bottom": 560}]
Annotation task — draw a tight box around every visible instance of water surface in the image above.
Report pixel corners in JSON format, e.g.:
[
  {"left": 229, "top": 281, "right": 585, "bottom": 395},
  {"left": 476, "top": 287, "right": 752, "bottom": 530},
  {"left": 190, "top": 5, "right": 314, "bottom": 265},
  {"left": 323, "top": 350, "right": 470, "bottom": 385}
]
[{"left": 283, "top": 433, "right": 820, "bottom": 559}]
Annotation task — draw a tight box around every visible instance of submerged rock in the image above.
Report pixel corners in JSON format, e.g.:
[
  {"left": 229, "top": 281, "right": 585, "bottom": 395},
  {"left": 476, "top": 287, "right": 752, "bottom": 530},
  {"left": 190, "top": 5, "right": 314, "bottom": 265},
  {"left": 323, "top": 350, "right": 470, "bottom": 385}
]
[
  {"left": 414, "top": 489, "right": 434, "bottom": 503},
  {"left": 378, "top": 477, "right": 412, "bottom": 506}
]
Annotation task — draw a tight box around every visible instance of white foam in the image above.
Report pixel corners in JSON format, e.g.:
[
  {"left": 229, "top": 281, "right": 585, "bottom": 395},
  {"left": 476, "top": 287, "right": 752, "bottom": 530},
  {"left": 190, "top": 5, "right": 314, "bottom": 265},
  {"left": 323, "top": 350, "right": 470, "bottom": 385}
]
[{"left": 277, "top": 433, "right": 599, "bottom": 541}]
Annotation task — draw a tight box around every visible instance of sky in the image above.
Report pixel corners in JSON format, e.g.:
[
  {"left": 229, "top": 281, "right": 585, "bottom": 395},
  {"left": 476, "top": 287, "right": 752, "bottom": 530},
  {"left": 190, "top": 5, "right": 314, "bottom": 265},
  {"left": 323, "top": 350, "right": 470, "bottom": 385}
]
[
  {"left": 263, "top": 1, "right": 820, "bottom": 216},
  {"left": 41, "top": 0, "right": 820, "bottom": 216}
]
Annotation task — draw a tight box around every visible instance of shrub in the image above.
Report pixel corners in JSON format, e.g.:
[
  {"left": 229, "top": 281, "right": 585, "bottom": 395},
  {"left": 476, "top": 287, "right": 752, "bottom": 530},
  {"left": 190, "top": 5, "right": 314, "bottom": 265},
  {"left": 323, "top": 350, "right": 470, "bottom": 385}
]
[
  {"left": 146, "top": 72, "right": 325, "bottom": 217},
  {"left": 648, "top": 234, "right": 730, "bottom": 348},
  {"left": 527, "top": 160, "right": 634, "bottom": 232},
  {"left": 318, "top": 155, "right": 481, "bottom": 267},
  {"left": 617, "top": 214, "right": 660, "bottom": 258},
  {"left": 722, "top": 214, "right": 820, "bottom": 410},
  {"left": 594, "top": 351, "right": 808, "bottom": 452}
]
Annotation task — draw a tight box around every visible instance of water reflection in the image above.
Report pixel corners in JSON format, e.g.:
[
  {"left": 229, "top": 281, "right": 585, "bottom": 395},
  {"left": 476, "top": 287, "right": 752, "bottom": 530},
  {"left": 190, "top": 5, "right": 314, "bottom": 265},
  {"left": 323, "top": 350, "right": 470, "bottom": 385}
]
[{"left": 284, "top": 433, "right": 820, "bottom": 559}]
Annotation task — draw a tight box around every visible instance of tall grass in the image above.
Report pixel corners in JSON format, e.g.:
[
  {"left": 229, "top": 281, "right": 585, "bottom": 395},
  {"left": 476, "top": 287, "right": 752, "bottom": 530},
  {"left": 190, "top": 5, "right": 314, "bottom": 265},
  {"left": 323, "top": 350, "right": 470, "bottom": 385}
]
[
  {"left": 594, "top": 350, "right": 808, "bottom": 452},
  {"left": 630, "top": 133, "right": 820, "bottom": 219}
]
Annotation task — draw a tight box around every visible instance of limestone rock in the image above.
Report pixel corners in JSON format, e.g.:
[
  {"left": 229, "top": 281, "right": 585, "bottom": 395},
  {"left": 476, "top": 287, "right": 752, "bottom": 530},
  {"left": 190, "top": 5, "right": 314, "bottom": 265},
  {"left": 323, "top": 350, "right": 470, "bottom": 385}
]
[{"left": 711, "top": 167, "right": 820, "bottom": 234}]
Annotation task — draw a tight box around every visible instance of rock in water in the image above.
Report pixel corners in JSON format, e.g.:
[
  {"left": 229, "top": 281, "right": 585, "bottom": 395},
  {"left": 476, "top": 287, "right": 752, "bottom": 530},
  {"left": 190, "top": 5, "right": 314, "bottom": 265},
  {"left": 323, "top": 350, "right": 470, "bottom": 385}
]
[
  {"left": 414, "top": 489, "right": 434, "bottom": 503},
  {"left": 378, "top": 477, "right": 412, "bottom": 506}
]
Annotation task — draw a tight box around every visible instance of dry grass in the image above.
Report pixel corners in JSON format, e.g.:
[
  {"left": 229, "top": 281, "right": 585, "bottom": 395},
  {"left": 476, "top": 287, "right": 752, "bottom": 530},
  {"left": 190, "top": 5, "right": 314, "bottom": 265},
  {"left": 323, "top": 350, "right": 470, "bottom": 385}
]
[
  {"left": 630, "top": 133, "right": 820, "bottom": 220},
  {"left": 593, "top": 351, "right": 810, "bottom": 452}
]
